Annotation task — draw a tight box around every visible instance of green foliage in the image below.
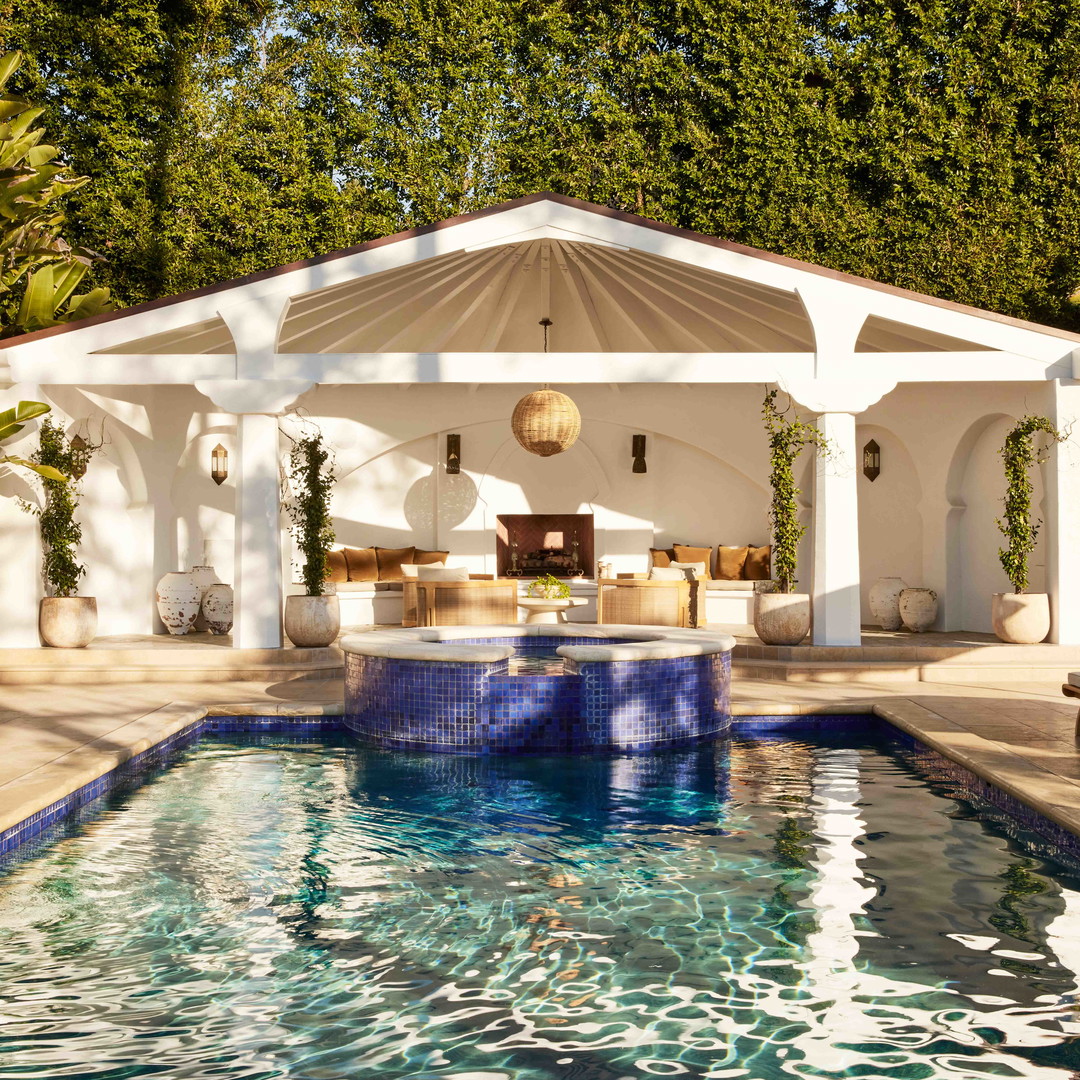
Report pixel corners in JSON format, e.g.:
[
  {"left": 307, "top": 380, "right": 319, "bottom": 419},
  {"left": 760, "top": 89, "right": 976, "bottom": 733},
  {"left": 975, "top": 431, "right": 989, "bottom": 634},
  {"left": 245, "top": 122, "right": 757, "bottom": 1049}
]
[
  {"left": 4, "top": 0, "right": 1080, "bottom": 326},
  {"left": 762, "top": 390, "right": 825, "bottom": 594},
  {"left": 0, "top": 399, "right": 66, "bottom": 481},
  {"left": 286, "top": 431, "right": 336, "bottom": 597},
  {"left": 527, "top": 573, "right": 571, "bottom": 600},
  {"left": 0, "top": 49, "right": 112, "bottom": 334},
  {"left": 996, "top": 415, "right": 1066, "bottom": 594},
  {"left": 20, "top": 418, "right": 93, "bottom": 596}
]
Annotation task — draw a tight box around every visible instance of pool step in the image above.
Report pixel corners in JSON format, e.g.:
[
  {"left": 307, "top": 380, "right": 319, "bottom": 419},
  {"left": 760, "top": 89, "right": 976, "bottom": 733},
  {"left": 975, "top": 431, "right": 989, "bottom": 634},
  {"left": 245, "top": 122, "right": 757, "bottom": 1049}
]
[{"left": 0, "top": 644, "right": 344, "bottom": 685}]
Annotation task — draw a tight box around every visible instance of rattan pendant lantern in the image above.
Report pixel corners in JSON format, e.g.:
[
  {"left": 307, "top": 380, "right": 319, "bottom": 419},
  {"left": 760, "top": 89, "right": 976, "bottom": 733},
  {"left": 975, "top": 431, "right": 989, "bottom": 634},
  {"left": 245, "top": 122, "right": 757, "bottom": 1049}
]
[{"left": 511, "top": 319, "right": 581, "bottom": 457}]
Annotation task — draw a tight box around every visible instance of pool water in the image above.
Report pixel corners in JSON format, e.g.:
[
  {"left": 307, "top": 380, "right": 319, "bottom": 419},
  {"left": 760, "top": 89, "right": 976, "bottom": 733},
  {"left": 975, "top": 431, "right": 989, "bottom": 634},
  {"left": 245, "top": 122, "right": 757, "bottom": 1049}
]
[
  {"left": 2, "top": 731, "right": 1080, "bottom": 1079},
  {"left": 506, "top": 645, "right": 566, "bottom": 676}
]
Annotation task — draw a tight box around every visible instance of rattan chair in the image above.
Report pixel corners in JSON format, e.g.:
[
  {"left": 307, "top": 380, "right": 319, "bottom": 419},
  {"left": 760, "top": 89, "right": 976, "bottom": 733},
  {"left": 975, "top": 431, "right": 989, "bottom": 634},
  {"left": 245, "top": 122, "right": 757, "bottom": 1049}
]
[
  {"left": 596, "top": 577, "right": 691, "bottom": 627},
  {"left": 416, "top": 579, "right": 519, "bottom": 626},
  {"left": 402, "top": 573, "right": 494, "bottom": 627}
]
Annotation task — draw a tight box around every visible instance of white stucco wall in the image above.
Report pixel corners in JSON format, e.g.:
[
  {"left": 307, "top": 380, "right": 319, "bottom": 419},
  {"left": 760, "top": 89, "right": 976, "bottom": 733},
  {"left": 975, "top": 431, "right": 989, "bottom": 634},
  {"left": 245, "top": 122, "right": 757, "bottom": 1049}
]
[{"left": 0, "top": 377, "right": 1059, "bottom": 644}]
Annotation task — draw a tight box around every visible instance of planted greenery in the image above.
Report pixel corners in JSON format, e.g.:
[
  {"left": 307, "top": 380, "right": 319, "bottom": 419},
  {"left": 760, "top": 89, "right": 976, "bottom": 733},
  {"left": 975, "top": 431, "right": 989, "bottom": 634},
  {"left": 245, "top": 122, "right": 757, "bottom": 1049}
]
[
  {"left": 997, "top": 415, "right": 1066, "bottom": 594},
  {"left": 286, "top": 432, "right": 336, "bottom": 597},
  {"left": 527, "top": 573, "right": 571, "bottom": 600},
  {"left": 762, "top": 390, "right": 826, "bottom": 594},
  {"left": 0, "top": 399, "right": 66, "bottom": 481},
  {"left": 21, "top": 418, "right": 94, "bottom": 596}
]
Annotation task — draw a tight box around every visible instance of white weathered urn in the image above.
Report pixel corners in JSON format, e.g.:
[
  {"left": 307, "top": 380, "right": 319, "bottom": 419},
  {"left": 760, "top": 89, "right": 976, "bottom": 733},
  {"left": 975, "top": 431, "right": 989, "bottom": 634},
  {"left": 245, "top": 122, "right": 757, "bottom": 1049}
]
[
  {"left": 869, "top": 577, "right": 908, "bottom": 631},
  {"left": 992, "top": 592, "right": 1050, "bottom": 644},
  {"left": 39, "top": 596, "right": 97, "bottom": 648},
  {"left": 753, "top": 592, "right": 810, "bottom": 646},
  {"left": 188, "top": 564, "right": 219, "bottom": 631},
  {"left": 284, "top": 594, "right": 340, "bottom": 648},
  {"left": 201, "top": 583, "right": 234, "bottom": 635},
  {"left": 156, "top": 571, "right": 200, "bottom": 635},
  {"left": 899, "top": 588, "right": 937, "bottom": 633}
]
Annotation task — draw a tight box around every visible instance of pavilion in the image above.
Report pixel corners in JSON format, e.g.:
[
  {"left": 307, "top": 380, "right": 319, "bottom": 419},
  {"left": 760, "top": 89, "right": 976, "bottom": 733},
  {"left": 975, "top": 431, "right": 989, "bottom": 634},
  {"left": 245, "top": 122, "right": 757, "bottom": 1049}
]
[{"left": 1, "top": 192, "right": 1077, "bottom": 649}]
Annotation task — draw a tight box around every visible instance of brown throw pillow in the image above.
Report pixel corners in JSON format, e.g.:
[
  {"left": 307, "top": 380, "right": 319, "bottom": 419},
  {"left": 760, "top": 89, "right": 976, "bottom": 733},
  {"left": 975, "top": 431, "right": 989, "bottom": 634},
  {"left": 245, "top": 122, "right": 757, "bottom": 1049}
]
[
  {"left": 374, "top": 545, "right": 416, "bottom": 582},
  {"left": 744, "top": 545, "right": 771, "bottom": 580},
  {"left": 650, "top": 547, "right": 676, "bottom": 568},
  {"left": 412, "top": 548, "right": 450, "bottom": 565},
  {"left": 325, "top": 549, "right": 348, "bottom": 583},
  {"left": 716, "top": 545, "right": 750, "bottom": 581},
  {"left": 673, "top": 544, "right": 712, "bottom": 578},
  {"left": 343, "top": 546, "right": 378, "bottom": 582}
]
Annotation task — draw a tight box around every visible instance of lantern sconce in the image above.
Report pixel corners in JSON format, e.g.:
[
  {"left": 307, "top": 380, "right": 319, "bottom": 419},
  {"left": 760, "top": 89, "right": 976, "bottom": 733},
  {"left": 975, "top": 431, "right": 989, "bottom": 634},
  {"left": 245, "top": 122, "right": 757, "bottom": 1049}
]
[
  {"left": 446, "top": 433, "right": 461, "bottom": 475},
  {"left": 632, "top": 434, "right": 647, "bottom": 474},
  {"left": 69, "top": 434, "right": 89, "bottom": 480},
  {"left": 211, "top": 443, "right": 229, "bottom": 486},
  {"left": 862, "top": 439, "right": 881, "bottom": 482}
]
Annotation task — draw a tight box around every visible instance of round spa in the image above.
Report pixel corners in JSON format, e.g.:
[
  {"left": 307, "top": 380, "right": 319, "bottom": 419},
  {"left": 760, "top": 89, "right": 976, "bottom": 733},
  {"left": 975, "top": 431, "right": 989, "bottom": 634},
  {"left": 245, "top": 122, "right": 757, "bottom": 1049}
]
[{"left": 341, "top": 624, "right": 734, "bottom": 754}]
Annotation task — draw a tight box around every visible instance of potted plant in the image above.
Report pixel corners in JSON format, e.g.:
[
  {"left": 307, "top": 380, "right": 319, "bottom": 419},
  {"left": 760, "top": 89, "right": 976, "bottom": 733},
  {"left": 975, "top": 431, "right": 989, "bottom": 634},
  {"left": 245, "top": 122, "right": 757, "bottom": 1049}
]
[
  {"left": 283, "top": 429, "right": 339, "bottom": 647},
  {"left": 754, "top": 390, "right": 824, "bottom": 646},
  {"left": 992, "top": 415, "right": 1065, "bottom": 644},
  {"left": 527, "top": 573, "right": 571, "bottom": 600},
  {"left": 20, "top": 417, "right": 97, "bottom": 647}
]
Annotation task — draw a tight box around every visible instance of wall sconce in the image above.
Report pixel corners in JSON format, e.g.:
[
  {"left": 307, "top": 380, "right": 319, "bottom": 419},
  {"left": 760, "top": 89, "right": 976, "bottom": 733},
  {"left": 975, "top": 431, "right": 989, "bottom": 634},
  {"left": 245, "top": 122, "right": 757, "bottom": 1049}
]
[
  {"left": 211, "top": 443, "right": 229, "bottom": 485},
  {"left": 632, "top": 434, "right": 647, "bottom": 474},
  {"left": 446, "top": 433, "right": 461, "bottom": 474},
  {"left": 69, "top": 434, "right": 89, "bottom": 480},
  {"left": 862, "top": 439, "right": 880, "bottom": 482}
]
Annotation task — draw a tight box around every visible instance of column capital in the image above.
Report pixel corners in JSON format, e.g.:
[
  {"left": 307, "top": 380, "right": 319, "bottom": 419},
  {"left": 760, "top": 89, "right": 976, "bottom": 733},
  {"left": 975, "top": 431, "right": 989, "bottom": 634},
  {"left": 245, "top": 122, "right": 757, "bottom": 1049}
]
[
  {"left": 195, "top": 378, "right": 313, "bottom": 415},
  {"left": 781, "top": 378, "right": 896, "bottom": 415}
]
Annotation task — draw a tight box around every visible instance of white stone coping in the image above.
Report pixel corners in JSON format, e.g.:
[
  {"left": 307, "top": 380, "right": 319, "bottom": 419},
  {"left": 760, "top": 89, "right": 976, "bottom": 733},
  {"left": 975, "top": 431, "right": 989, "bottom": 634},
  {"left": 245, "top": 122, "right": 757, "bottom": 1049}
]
[
  {"left": 340, "top": 624, "right": 735, "bottom": 664},
  {"left": 1069, "top": 671, "right": 1080, "bottom": 688}
]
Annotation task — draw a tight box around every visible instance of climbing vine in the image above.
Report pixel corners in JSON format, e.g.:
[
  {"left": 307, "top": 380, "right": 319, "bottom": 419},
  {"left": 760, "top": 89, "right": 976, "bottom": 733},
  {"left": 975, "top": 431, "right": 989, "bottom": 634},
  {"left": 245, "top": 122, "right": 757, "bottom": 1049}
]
[
  {"left": 21, "top": 418, "right": 95, "bottom": 596},
  {"left": 286, "top": 431, "right": 336, "bottom": 597},
  {"left": 997, "top": 415, "right": 1066, "bottom": 594},
  {"left": 762, "top": 390, "right": 827, "bottom": 594}
]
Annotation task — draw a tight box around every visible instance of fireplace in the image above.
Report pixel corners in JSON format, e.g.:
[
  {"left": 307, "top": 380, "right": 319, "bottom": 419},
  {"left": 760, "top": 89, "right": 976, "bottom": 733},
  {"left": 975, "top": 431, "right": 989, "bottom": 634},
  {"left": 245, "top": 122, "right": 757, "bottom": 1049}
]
[{"left": 496, "top": 514, "right": 594, "bottom": 578}]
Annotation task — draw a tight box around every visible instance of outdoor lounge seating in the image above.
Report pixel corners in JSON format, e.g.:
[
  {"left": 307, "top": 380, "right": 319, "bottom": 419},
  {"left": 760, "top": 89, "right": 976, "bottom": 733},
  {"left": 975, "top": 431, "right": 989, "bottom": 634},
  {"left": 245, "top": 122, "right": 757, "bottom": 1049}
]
[
  {"left": 595, "top": 577, "right": 691, "bottom": 627},
  {"left": 402, "top": 573, "right": 494, "bottom": 627},
  {"left": 1065, "top": 673, "right": 1080, "bottom": 733},
  {"left": 416, "top": 579, "right": 519, "bottom": 626}
]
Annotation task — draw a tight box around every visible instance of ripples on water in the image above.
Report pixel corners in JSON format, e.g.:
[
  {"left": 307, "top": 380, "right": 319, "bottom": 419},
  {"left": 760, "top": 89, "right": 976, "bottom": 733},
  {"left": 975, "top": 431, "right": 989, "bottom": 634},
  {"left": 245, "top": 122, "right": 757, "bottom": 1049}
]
[{"left": 1, "top": 732, "right": 1080, "bottom": 1079}]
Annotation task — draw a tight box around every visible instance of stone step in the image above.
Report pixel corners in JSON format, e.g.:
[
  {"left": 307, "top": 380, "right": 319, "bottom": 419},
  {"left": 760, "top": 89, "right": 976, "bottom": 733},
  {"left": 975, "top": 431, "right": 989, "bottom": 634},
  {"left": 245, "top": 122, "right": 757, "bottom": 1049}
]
[
  {"left": 0, "top": 661, "right": 344, "bottom": 685},
  {"left": 732, "top": 658, "right": 1076, "bottom": 684}
]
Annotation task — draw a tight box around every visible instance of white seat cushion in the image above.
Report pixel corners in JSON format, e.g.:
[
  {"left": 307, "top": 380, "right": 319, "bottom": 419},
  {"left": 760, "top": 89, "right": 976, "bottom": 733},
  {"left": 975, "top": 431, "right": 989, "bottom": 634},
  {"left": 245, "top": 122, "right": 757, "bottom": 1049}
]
[{"left": 1069, "top": 671, "right": 1080, "bottom": 689}]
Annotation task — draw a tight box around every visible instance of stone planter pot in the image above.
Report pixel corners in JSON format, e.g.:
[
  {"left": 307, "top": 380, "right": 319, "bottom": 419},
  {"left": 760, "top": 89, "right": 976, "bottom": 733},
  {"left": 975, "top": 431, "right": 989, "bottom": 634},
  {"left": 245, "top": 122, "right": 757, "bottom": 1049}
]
[
  {"left": 899, "top": 588, "right": 938, "bottom": 633},
  {"left": 156, "top": 571, "right": 200, "bottom": 635},
  {"left": 285, "top": 594, "right": 340, "bottom": 648},
  {"left": 992, "top": 592, "right": 1050, "bottom": 644},
  {"left": 39, "top": 596, "right": 97, "bottom": 648},
  {"left": 753, "top": 592, "right": 810, "bottom": 646},
  {"left": 189, "top": 564, "right": 219, "bottom": 632},
  {"left": 201, "top": 583, "right": 234, "bottom": 635},
  {"left": 869, "top": 576, "right": 908, "bottom": 631}
]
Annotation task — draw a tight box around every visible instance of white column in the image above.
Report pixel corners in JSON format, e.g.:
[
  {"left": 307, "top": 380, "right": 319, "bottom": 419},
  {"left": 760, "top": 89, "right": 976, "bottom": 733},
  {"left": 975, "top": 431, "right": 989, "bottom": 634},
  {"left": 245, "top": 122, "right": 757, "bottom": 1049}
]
[
  {"left": 234, "top": 412, "right": 284, "bottom": 649},
  {"left": 812, "top": 411, "right": 861, "bottom": 645},
  {"left": 1047, "top": 378, "right": 1080, "bottom": 643}
]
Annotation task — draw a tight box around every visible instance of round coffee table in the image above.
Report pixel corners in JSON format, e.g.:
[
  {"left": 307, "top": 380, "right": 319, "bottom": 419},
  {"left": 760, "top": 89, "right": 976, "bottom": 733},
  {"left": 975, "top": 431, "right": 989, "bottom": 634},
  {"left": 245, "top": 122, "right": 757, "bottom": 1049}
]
[{"left": 517, "top": 596, "right": 588, "bottom": 625}]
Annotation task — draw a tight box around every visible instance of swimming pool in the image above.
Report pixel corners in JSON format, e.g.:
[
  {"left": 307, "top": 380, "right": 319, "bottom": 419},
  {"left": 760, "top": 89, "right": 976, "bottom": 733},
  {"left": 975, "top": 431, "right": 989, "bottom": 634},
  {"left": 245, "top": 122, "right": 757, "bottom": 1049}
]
[{"left": 2, "top": 725, "right": 1079, "bottom": 1079}]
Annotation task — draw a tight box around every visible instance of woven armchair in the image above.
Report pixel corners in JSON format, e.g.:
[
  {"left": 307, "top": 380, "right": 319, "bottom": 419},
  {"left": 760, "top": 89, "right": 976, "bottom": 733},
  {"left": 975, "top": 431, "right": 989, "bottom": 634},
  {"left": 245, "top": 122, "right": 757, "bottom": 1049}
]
[
  {"left": 402, "top": 573, "right": 494, "bottom": 627},
  {"left": 416, "top": 579, "right": 519, "bottom": 626},
  {"left": 596, "top": 578, "right": 691, "bottom": 627}
]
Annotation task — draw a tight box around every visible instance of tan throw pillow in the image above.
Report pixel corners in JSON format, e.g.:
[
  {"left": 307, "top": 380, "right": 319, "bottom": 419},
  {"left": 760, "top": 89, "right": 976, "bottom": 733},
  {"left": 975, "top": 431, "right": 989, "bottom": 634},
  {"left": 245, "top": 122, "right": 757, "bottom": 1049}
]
[
  {"left": 673, "top": 544, "right": 712, "bottom": 578},
  {"left": 744, "top": 545, "right": 771, "bottom": 580},
  {"left": 417, "top": 565, "right": 470, "bottom": 581},
  {"left": 716, "top": 545, "right": 750, "bottom": 581},
  {"left": 344, "top": 546, "right": 378, "bottom": 582},
  {"left": 325, "top": 549, "right": 348, "bottom": 583},
  {"left": 649, "top": 547, "right": 676, "bottom": 568},
  {"left": 413, "top": 548, "right": 450, "bottom": 565},
  {"left": 374, "top": 545, "right": 416, "bottom": 582}
]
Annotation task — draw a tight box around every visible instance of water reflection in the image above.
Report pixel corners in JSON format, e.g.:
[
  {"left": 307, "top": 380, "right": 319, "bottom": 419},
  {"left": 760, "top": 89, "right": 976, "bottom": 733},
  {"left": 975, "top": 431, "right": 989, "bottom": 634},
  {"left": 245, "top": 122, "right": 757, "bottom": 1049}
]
[{"left": 0, "top": 733, "right": 1078, "bottom": 1079}]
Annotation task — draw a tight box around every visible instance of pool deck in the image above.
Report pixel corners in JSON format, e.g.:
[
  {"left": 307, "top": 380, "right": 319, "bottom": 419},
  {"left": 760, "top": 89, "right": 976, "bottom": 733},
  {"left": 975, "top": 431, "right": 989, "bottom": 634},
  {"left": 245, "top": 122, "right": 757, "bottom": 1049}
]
[{"left": 1, "top": 628, "right": 1078, "bottom": 851}]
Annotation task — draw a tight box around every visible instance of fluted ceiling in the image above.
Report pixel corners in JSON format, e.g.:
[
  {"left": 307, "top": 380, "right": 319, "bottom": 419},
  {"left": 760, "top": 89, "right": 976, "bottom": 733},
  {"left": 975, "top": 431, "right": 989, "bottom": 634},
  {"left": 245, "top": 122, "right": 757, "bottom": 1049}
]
[{"left": 96, "top": 240, "right": 992, "bottom": 356}]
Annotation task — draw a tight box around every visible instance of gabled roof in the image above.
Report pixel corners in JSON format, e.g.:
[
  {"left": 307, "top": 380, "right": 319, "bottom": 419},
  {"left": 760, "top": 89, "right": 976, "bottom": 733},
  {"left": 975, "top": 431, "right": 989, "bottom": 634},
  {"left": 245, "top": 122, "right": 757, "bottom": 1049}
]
[{"left": 4, "top": 191, "right": 1080, "bottom": 351}]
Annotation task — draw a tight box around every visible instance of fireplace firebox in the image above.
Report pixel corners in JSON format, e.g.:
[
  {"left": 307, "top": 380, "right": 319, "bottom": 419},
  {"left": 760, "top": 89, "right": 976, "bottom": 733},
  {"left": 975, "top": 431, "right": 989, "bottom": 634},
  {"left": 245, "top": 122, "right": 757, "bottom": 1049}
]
[{"left": 496, "top": 514, "right": 594, "bottom": 578}]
